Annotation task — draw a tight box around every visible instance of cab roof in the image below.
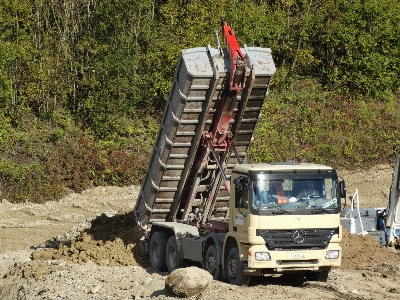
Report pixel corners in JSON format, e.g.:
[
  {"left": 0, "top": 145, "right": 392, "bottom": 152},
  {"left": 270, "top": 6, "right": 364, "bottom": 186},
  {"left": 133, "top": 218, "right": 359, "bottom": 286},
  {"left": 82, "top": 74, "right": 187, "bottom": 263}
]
[{"left": 233, "top": 162, "right": 335, "bottom": 173}]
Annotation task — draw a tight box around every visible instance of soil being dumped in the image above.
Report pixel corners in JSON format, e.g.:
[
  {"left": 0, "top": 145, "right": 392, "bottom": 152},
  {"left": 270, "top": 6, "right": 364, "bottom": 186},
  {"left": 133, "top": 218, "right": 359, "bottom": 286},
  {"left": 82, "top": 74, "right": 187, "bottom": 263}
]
[{"left": 31, "top": 210, "right": 149, "bottom": 268}]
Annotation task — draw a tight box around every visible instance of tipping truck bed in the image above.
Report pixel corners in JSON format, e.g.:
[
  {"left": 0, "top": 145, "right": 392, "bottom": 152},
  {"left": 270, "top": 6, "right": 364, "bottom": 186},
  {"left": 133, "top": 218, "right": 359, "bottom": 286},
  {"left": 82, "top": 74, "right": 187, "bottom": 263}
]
[{"left": 134, "top": 43, "right": 275, "bottom": 233}]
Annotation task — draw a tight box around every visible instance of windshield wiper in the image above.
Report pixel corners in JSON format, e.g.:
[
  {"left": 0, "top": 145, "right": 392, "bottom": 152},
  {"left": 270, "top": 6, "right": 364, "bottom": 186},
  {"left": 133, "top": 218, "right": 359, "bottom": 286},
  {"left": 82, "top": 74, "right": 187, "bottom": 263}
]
[
  {"left": 270, "top": 207, "right": 292, "bottom": 215},
  {"left": 257, "top": 203, "right": 292, "bottom": 215},
  {"left": 309, "top": 206, "right": 332, "bottom": 214}
]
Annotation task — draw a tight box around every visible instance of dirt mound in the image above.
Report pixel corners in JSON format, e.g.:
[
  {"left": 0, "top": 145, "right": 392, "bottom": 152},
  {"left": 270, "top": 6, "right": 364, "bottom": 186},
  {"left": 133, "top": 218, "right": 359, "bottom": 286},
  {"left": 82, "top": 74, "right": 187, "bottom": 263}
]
[
  {"left": 31, "top": 210, "right": 400, "bottom": 272},
  {"left": 4, "top": 260, "right": 67, "bottom": 281},
  {"left": 340, "top": 229, "right": 400, "bottom": 269},
  {"left": 32, "top": 210, "right": 150, "bottom": 267}
]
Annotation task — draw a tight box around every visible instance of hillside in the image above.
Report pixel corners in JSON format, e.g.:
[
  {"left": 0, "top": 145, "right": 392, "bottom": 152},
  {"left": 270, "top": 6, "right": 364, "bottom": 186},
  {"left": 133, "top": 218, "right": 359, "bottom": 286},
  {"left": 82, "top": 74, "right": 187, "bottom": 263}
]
[{"left": 2, "top": 0, "right": 400, "bottom": 205}]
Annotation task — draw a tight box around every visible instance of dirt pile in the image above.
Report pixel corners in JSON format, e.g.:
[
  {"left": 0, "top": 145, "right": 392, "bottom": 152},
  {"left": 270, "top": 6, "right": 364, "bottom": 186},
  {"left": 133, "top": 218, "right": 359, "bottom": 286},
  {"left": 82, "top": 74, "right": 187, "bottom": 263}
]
[
  {"left": 4, "top": 260, "right": 66, "bottom": 281},
  {"left": 340, "top": 229, "right": 400, "bottom": 269},
  {"left": 31, "top": 209, "right": 400, "bottom": 273},
  {"left": 31, "top": 210, "right": 150, "bottom": 267}
]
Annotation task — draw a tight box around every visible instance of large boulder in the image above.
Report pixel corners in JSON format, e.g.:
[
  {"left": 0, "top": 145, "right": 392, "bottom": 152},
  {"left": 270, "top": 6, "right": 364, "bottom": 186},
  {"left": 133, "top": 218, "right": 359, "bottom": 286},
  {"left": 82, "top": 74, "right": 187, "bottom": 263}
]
[{"left": 165, "top": 267, "right": 213, "bottom": 298}]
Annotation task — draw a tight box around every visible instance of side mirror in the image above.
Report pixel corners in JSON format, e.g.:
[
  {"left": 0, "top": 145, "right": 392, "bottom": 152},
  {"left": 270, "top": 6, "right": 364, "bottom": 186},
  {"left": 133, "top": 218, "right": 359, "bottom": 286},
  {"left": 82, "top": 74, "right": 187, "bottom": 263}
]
[
  {"left": 339, "top": 180, "right": 346, "bottom": 199},
  {"left": 242, "top": 178, "right": 250, "bottom": 191}
]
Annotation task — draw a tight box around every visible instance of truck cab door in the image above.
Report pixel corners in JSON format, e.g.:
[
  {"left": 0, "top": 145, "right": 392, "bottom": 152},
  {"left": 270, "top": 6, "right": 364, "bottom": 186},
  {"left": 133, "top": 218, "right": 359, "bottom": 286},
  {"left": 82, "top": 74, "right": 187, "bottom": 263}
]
[{"left": 231, "top": 176, "right": 250, "bottom": 237}]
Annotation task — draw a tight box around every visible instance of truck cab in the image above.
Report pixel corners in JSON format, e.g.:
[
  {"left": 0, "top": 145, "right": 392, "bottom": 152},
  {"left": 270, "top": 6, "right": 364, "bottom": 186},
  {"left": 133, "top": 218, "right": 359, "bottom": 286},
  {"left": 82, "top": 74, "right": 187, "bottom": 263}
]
[{"left": 225, "top": 162, "right": 344, "bottom": 284}]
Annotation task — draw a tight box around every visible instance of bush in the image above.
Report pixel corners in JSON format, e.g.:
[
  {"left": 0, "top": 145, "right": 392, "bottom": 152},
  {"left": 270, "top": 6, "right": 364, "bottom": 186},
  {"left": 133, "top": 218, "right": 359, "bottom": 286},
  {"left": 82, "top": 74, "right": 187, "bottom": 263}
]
[{"left": 0, "top": 161, "right": 63, "bottom": 203}]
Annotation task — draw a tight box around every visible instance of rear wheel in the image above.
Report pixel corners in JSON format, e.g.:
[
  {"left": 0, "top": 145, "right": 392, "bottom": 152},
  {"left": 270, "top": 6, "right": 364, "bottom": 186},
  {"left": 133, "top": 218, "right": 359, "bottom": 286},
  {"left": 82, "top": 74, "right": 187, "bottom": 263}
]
[
  {"left": 149, "top": 231, "right": 168, "bottom": 272},
  {"left": 166, "top": 236, "right": 187, "bottom": 272},
  {"left": 205, "top": 245, "right": 221, "bottom": 280},
  {"left": 227, "top": 247, "right": 250, "bottom": 286}
]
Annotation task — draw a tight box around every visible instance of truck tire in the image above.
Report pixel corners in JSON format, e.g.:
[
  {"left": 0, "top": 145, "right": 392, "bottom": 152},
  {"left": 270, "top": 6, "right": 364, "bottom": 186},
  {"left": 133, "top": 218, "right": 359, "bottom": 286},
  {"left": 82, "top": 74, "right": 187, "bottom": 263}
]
[
  {"left": 166, "top": 236, "right": 187, "bottom": 272},
  {"left": 149, "top": 231, "right": 168, "bottom": 272},
  {"left": 306, "top": 268, "right": 331, "bottom": 282},
  {"left": 205, "top": 245, "right": 221, "bottom": 280},
  {"left": 227, "top": 247, "right": 250, "bottom": 286}
]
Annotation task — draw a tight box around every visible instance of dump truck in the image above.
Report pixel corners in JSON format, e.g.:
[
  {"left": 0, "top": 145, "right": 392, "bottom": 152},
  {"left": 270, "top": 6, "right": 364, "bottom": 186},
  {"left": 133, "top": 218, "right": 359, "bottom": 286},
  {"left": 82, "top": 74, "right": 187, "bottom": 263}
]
[
  {"left": 134, "top": 21, "right": 347, "bottom": 285},
  {"left": 341, "top": 149, "right": 400, "bottom": 248}
]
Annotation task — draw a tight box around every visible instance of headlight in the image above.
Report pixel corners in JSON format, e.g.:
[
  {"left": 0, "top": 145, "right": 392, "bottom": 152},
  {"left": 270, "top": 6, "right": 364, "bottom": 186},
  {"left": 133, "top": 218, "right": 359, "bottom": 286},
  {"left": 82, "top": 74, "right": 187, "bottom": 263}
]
[
  {"left": 255, "top": 252, "right": 271, "bottom": 261},
  {"left": 325, "top": 250, "right": 339, "bottom": 259}
]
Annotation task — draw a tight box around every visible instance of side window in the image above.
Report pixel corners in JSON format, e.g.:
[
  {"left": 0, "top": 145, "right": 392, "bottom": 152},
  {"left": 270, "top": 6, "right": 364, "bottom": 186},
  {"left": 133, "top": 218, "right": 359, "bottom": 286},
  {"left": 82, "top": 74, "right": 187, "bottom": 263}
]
[
  {"left": 242, "top": 189, "right": 249, "bottom": 209},
  {"left": 235, "top": 187, "right": 243, "bottom": 208},
  {"left": 234, "top": 184, "right": 249, "bottom": 209},
  {"left": 233, "top": 176, "right": 250, "bottom": 209}
]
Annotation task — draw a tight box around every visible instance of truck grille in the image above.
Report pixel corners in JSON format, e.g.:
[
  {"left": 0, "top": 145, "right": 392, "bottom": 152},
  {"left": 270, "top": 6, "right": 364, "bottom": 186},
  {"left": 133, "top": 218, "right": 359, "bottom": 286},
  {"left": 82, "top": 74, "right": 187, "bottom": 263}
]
[
  {"left": 256, "top": 228, "right": 338, "bottom": 250},
  {"left": 277, "top": 259, "right": 318, "bottom": 265}
]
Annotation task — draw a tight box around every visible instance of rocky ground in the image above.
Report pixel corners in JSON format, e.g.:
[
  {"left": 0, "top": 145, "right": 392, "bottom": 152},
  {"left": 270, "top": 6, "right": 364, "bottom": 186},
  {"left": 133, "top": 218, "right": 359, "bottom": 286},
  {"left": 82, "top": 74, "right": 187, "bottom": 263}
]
[{"left": 1, "top": 164, "right": 400, "bottom": 299}]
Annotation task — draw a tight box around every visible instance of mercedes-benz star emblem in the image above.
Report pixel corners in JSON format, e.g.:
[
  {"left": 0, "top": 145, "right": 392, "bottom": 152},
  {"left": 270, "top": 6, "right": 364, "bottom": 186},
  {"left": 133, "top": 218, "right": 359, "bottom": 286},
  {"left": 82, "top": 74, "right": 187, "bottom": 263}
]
[{"left": 292, "top": 230, "right": 305, "bottom": 244}]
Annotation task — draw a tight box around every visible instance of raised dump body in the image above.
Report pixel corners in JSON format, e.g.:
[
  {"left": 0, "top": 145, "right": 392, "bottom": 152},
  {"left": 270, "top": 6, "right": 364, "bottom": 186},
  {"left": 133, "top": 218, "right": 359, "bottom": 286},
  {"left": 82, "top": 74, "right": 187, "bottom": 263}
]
[
  {"left": 134, "top": 44, "right": 275, "bottom": 232},
  {"left": 134, "top": 23, "right": 345, "bottom": 285}
]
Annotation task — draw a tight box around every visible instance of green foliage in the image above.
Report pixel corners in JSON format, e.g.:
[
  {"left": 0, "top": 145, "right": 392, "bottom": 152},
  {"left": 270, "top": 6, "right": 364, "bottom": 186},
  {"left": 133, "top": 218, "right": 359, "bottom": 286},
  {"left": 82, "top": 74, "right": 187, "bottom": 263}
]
[
  {"left": 45, "top": 128, "right": 151, "bottom": 192},
  {"left": 2, "top": 0, "right": 400, "bottom": 203},
  {"left": 0, "top": 160, "right": 61, "bottom": 203},
  {"left": 249, "top": 79, "right": 400, "bottom": 167},
  {"left": 308, "top": 0, "right": 400, "bottom": 96},
  {"left": 0, "top": 115, "right": 155, "bottom": 202}
]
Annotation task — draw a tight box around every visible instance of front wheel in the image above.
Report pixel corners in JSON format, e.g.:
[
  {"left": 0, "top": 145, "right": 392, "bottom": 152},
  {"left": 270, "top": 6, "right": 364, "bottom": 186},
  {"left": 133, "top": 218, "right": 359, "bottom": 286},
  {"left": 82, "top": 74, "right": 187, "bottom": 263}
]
[
  {"left": 166, "top": 236, "right": 187, "bottom": 272},
  {"left": 149, "top": 231, "right": 168, "bottom": 272},
  {"left": 227, "top": 247, "right": 250, "bottom": 286}
]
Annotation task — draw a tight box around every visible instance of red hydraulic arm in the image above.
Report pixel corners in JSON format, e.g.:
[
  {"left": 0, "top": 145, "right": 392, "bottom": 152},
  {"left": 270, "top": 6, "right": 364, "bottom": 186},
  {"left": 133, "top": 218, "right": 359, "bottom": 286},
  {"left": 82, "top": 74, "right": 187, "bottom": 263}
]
[
  {"left": 181, "top": 21, "right": 247, "bottom": 228},
  {"left": 221, "top": 20, "right": 247, "bottom": 92}
]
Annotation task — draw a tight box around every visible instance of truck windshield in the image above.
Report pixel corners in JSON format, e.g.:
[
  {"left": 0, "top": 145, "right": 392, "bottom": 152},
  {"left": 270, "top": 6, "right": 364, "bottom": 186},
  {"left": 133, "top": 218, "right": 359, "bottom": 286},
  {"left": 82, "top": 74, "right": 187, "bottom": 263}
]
[{"left": 251, "top": 175, "right": 339, "bottom": 214}]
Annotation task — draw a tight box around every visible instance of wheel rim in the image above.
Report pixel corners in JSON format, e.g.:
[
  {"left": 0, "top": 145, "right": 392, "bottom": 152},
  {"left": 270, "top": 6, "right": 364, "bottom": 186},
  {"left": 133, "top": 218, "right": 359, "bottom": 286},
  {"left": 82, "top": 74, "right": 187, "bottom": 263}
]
[
  {"left": 206, "top": 255, "right": 216, "bottom": 275},
  {"left": 228, "top": 256, "right": 239, "bottom": 278},
  {"left": 168, "top": 245, "right": 177, "bottom": 268},
  {"left": 152, "top": 241, "right": 160, "bottom": 263}
]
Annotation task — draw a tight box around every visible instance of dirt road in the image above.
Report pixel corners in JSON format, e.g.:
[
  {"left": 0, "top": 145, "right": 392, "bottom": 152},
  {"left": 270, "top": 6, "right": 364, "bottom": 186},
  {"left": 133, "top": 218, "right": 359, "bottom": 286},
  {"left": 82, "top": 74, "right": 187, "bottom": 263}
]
[{"left": 1, "top": 164, "right": 400, "bottom": 299}]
